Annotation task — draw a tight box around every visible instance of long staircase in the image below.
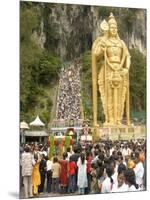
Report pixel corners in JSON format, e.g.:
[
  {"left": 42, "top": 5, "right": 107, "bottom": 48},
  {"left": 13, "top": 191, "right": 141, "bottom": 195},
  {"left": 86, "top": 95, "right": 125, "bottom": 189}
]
[{"left": 50, "top": 61, "right": 85, "bottom": 132}]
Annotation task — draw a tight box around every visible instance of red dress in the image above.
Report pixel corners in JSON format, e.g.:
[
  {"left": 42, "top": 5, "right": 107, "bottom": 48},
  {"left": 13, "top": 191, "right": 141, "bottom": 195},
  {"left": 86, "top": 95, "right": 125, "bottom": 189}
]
[{"left": 59, "top": 159, "right": 69, "bottom": 186}]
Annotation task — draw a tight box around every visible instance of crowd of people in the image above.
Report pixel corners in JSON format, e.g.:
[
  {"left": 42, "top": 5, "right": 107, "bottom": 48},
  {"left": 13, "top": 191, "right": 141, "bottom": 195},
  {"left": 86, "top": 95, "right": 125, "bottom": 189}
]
[
  {"left": 20, "top": 138, "right": 146, "bottom": 198},
  {"left": 56, "top": 63, "right": 81, "bottom": 120}
]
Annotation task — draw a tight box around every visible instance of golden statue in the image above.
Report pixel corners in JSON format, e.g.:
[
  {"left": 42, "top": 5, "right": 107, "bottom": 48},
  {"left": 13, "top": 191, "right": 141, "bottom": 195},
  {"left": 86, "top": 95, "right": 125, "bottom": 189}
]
[{"left": 92, "top": 13, "right": 131, "bottom": 126}]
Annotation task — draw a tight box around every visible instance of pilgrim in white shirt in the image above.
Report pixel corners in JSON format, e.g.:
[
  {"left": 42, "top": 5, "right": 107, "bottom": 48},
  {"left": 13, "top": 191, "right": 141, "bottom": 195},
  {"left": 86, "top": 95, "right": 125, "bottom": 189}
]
[{"left": 134, "top": 161, "right": 144, "bottom": 188}]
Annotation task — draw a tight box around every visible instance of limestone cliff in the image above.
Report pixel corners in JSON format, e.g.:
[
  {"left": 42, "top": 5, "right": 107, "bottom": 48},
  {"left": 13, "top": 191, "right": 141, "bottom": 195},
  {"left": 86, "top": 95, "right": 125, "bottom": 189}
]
[{"left": 32, "top": 3, "right": 146, "bottom": 60}]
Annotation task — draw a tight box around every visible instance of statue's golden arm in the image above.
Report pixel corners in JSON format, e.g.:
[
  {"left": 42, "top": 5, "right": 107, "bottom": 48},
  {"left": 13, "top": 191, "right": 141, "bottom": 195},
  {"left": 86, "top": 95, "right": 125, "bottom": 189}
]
[{"left": 125, "top": 55, "right": 131, "bottom": 70}]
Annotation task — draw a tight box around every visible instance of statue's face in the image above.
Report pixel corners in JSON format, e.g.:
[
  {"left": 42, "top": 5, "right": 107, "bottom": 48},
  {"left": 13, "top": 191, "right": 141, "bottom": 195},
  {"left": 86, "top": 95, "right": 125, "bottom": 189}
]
[{"left": 109, "top": 23, "right": 118, "bottom": 37}]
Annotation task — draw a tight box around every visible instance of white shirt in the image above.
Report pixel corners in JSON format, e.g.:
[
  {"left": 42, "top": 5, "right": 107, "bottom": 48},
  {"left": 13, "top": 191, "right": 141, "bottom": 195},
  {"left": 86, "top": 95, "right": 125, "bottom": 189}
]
[
  {"left": 128, "top": 185, "right": 137, "bottom": 192},
  {"left": 127, "top": 148, "right": 132, "bottom": 156},
  {"left": 101, "top": 177, "right": 112, "bottom": 193},
  {"left": 42, "top": 150, "right": 48, "bottom": 157},
  {"left": 66, "top": 152, "right": 72, "bottom": 161},
  {"left": 134, "top": 161, "right": 144, "bottom": 186},
  {"left": 122, "top": 148, "right": 129, "bottom": 157},
  {"left": 91, "top": 155, "right": 99, "bottom": 164},
  {"left": 114, "top": 164, "right": 118, "bottom": 173},
  {"left": 112, "top": 183, "right": 129, "bottom": 193},
  {"left": 47, "top": 160, "right": 53, "bottom": 171},
  {"left": 110, "top": 148, "right": 114, "bottom": 156},
  {"left": 112, "top": 172, "right": 118, "bottom": 185}
]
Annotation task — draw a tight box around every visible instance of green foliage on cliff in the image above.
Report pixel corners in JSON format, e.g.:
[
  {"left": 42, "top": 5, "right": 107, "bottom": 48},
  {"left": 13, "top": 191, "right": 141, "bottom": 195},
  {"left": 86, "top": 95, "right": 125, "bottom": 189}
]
[
  {"left": 130, "top": 48, "right": 146, "bottom": 117},
  {"left": 20, "top": 2, "right": 61, "bottom": 124},
  {"left": 81, "top": 51, "right": 92, "bottom": 120}
]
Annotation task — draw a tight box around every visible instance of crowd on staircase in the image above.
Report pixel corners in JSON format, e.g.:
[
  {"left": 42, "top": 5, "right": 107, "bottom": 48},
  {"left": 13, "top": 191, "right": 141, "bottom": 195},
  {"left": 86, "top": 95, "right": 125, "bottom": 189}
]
[{"left": 56, "top": 62, "right": 82, "bottom": 120}]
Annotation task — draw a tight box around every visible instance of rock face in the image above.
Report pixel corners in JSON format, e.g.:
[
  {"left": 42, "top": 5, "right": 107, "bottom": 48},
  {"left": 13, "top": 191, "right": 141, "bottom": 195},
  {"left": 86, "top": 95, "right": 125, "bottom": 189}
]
[
  {"left": 32, "top": 20, "right": 46, "bottom": 49},
  {"left": 42, "top": 4, "right": 94, "bottom": 61},
  {"left": 33, "top": 3, "right": 146, "bottom": 60},
  {"left": 128, "top": 10, "right": 146, "bottom": 54}
]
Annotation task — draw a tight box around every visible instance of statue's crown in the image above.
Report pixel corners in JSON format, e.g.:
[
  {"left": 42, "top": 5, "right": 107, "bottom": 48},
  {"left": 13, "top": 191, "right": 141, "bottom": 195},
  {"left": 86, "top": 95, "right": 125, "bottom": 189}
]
[{"left": 108, "top": 12, "right": 117, "bottom": 25}]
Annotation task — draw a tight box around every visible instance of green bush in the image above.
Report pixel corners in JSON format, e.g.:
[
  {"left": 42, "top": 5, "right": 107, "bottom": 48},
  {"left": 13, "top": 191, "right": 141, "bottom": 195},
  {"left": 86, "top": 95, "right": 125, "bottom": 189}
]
[{"left": 130, "top": 48, "right": 146, "bottom": 112}]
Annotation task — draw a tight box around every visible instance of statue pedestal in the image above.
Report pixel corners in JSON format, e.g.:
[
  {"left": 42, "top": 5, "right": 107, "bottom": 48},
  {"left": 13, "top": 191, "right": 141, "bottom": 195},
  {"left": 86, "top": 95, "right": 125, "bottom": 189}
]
[{"left": 92, "top": 125, "right": 146, "bottom": 141}]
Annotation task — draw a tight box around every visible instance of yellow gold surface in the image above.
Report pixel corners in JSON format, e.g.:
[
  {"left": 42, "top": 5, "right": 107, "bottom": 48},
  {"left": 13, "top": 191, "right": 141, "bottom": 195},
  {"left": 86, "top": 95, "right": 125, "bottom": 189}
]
[{"left": 92, "top": 13, "right": 131, "bottom": 127}]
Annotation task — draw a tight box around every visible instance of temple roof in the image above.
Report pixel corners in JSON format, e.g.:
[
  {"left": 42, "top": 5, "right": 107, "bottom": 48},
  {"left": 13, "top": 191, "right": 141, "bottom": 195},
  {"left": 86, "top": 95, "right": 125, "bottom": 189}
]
[
  {"left": 20, "top": 121, "right": 29, "bottom": 129},
  {"left": 29, "top": 115, "right": 45, "bottom": 126}
]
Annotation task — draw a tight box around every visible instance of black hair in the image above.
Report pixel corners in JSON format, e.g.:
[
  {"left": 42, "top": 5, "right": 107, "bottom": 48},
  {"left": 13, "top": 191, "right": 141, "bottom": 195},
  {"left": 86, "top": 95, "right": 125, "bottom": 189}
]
[
  {"left": 118, "top": 163, "right": 126, "bottom": 175},
  {"left": 24, "top": 146, "right": 30, "bottom": 152},
  {"left": 106, "top": 165, "right": 114, "bottom": 185},
  {"left": 63, "top": 152, "right": 68, "bottom": 160},
  {"left": 117, "top": 151, "right": 122, "bottom": 156},
  {"left": 73, "top": 146, "right": 78, "bottom": 153},
  {"left": 69, "top": 156, "right": 73, "bottom": 162},
  {"left": 53, "top": 156, "right": 58, "bottom": 163},
  {"left": 91, "top": 162, "right": 97, "bottom": 169},
  {"left": 45, "top": 155, "right": 49, "bottom": 161},
  {"left": 118, "top": 155, "right": 124, "bottom": 161},
  {"left": 109, "top": 158, "right": 116, "bottom": 169},
  {"left": 135, "top": 152, "right": 140, "bottom": 159},
  {"left": 98, "top": 152, "right": 104, "bottom": 161},
  {"left": 86, "top": 150, "right": 91, "bottom": 158},
  {"left": 80, "top": 153, "right": 85, "bottom": 164},
  {"left": 96, "top": 159, "right": 103, "bottom": 167},
  {"left": 96, "top": 162, "right": 105, "bottom": 178},
  {"left": 103, "top": 157, "right": 109, "bottom": 167},
  {"left": 124, "top": 169, "right": 139, "bottom": 189},
  {"left": 113, "top": 154, "right": 119, "bottom": 161}
]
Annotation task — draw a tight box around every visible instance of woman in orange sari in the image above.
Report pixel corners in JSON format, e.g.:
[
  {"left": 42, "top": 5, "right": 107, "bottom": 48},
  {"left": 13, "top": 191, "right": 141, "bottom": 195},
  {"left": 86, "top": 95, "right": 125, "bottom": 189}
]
[{"left": 32, "top": 149, "right": 41, "bottom": 196}]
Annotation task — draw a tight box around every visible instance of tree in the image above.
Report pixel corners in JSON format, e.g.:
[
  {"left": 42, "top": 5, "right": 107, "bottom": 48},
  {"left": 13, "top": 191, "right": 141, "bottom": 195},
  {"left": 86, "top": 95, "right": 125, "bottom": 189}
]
[
  {"left": 130, "top": 48, "right": 146, "bottom": 116},
  {"left": 20, "top": 2, "right": 61, "bottom": 123}
]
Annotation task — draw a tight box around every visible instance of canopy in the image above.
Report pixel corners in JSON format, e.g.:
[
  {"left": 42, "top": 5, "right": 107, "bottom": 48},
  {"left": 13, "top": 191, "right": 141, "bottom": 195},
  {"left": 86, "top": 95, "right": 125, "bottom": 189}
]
[
  {"left": 30, "top": 115, "right": 45, "bottom": 126},
  {"left": 20, "top": 121, "right": 29, "bottom": 129}
]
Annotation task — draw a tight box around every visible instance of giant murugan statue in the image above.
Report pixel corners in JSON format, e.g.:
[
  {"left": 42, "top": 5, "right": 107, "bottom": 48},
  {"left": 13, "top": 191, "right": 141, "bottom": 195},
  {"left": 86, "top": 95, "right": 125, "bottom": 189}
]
[{"left": 92, "top": 13, "right": 131, "bottom": 126}]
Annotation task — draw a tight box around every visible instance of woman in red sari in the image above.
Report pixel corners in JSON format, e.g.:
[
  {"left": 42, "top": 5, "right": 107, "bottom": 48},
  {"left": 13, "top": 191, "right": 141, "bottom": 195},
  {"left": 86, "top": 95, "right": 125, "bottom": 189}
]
[{"left": 59, "top": 152, "right": 69, "bottom": 193}]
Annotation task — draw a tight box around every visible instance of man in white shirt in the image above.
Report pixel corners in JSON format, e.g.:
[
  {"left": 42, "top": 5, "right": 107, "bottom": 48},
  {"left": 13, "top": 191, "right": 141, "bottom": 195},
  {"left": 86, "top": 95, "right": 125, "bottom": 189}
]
[
  {"left": 66, "top": 147, "right": 72, "bottom": 161},
  {"left": 110, "top": 160, "right": 118, "bottom": 185},
  {"left": 46, "top": 156, "right": 53, "bottom": 193},
  {"left": 111, "top": 172, "right": 128, "bottom": 193},
  {"left": 21, "top": 145, "right": 35, "bottom": 198},
  {"left": 122, "top": 145, "right": 130, "bottom": 157},
  {"left": 134, "top": 152, "right": 144, "bottom": 190}
]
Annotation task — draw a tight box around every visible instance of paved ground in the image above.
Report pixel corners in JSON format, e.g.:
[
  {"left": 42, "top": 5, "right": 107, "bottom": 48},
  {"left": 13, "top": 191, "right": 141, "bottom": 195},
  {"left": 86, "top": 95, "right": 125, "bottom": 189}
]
[{"left": 20, "top": 186, "right": 80, "bottom": 199}]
